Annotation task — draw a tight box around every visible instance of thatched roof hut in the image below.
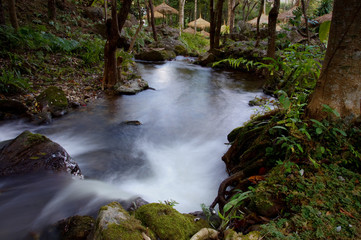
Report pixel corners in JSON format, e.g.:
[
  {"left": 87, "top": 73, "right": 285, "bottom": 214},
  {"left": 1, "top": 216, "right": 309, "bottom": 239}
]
[
  {"left": 278, "top": 7, "right": 298, "bottom": 22},
  {"left": 155, "top": 2, "right": 178, "bottom": 15},
  {"left": 188, "top": 17, "right": 210, "bottom": 30},
  {"left": 247, "top": 14, "right": 268, "bottom": 26},
  {"left": 314, "top": 12, "right": 332, "bottom": 24},
  {"left": 183, "top": 27, "right": 196, "bottom": 34},
  {"left": 201, "top": 30, "right": 210, "bottom": 37}
]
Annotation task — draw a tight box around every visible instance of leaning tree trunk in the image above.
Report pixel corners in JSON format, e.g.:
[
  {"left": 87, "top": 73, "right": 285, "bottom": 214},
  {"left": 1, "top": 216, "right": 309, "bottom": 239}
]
[
  {"left": 103, "top": 0, "right": 132, "bottom": 89},
  {"left": 7, "top": 0, "right": 18, "bottom": 31},
  {"left": 300, "top": 0, "right": 309, "bottom": 43},
  {"left": 148, "top": 0, "right": 157, "bottom": 41},
  {"left": 209, "top": 0, "right": 215, "bottom": 50},
  {"left": 214, "top": 0, "right": 225, "bottom": 48},
  {"left": 306, "top": 0, "right": 361, "bottom": 119},
  {"left": 255, "top": 0, "right": 265, "bottom": 47},
  {"left": 48, "top": 0, "right": 56, "bottom": 20},
  {"left": 0, "top": 0, "right": 5, "bottom": 25},
  {"left": 266, "top": 0, "right": 280, "bottom": 59}
]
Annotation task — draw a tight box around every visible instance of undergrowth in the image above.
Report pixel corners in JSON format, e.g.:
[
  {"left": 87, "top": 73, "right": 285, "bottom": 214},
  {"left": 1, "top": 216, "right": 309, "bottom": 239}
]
[
  {"left": 218, "top": 42, "right": 361, "bottom": 239},
  {"left": 180, "top": 32, "right": 209, "bottom": 55}
]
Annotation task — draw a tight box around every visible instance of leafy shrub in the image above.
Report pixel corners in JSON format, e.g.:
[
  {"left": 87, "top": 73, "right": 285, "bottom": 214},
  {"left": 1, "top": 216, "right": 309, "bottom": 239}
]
[
  {"left": 180, "top": 32, "right": 209, "bottom": 55},
  {"left": 0, "top": 69, "right": 30, "bottom": 94},
  {"left": 77, "top": 36, "right": 105, "bottom": 66}
]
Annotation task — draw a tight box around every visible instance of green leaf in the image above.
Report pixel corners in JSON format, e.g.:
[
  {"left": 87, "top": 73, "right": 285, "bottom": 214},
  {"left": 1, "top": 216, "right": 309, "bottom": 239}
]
[
  {"left": 316, "top": 127, "right": 323, "bottom": 135},
  {"left": 319, "top": 21, "right": 331, "bottom": 43}
]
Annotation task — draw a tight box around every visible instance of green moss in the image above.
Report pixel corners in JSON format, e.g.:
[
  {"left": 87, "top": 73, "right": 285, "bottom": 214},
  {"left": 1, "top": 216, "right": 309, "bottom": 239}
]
[
  {"left": 135, "top": 203, "right": 208, "bottom": 240},
  {"left": 99, "top": 222, "right": 146, "bottom": 240},
  {"left": 36, "top": 86, "right": 68, "bottom": 110},
  {"left": 256, "top": 163, "right": 361, "bottom": 239}
]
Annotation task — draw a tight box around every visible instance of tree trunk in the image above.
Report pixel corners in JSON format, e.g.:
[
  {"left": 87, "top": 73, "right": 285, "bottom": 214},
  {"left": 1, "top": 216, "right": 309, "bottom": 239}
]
[
  {"left": 214, "top": 0, "right": 225, "bottom": 48},
  {"left": 229, "top": 0, "right": 238, "bottom": 35},
  {"left": 148, "top": 0, "right": 157, "bottom": 41},
  {"left": 210, "top": 0, "right": 215, "bottom": 49},
  {"left": 179, "top": 0, "right": 186, "bottom": 35},
  {"left": 306, "top": 0, "right": 361, "bottom": 119},
  {"left": 266, "top": 0, "right": 280, "bottom": 59},
  {"left": 194, "top": 0, "right": 197, "bottom": 35},
  {"left": 7, "top": 0, "right": 18, "bottom": 31},
  {"left": 104, "top": 0, "right": 108, "bottom": 22},
  {"left": 48, "top": 0, "right": 56, "bottom": 20},
  {"left": 300, "top": 0, "right": 309, "bottom": 43},
  {"left": 0, "top": 0, "right": 5, "bottom": 25},
  {"left": 103, "top": 0, "right": 132, "bottom": 89},
  {"left": 255, "top": 0, "right": 265, "bottom": 47}
]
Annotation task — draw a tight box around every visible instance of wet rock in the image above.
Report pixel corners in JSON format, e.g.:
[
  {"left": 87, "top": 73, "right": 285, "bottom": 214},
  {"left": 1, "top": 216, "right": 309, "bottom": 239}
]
[
  {"left": 36, "top": 86, "right": 68, "bottom": 117},
  {"left": 91, "top": 202, "right": 151, "bottom": 240},
  {"left": 84, "top": 7, "right": 104, "bottom": 21},
  {"left": 135, "top": 48, "right": 176, "bottom": 61},
  {"left": 121, "top": 120, "right": 142, "bottom": 126},
  {"left": 115, "top": 78, "right": 149, "bottom": 95},
  {"left": 0, "top": 99, "right": 31, "bottom": 120},
  {"left": 125, "top": 197, "right": 149, "bottom": 212},
  {"left": 135, "top": 203, "right": 209, "bottom": 240},
  {"left": 0, "top": 130, "right": 82, "bottom": 177},
  {"left": 57, "top": 215, "right": 95, "bottom": 240}
]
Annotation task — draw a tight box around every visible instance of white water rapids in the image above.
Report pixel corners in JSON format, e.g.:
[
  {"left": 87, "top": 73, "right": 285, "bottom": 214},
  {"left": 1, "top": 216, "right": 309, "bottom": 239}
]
[{"left": 0, "top": 57, "right": 265, "bottom": 239}]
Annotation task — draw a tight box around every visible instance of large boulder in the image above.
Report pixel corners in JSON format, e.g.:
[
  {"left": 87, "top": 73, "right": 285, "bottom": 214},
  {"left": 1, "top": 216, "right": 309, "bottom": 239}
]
[
  {"left": 135, "top": 203, "right": 209, "bottom": 240},
  {"left": 91, "top": 202, "right": 152, "bottom": 240},
  {"left": 84, "top": 7, "right": 104, "bottom": 21},
  {"left": 36, "top": 86, "right": 68, "bottom": 117},
  {"left": 41, "top": 215, "right": 95, "bottom": 239},
  {"left": 0, "top": 131, "right": 82, "bottom": 177},
  {"left": 115, "top": 78, "right": 149, "bottom": 95},
  {"left": 135, "top": 48, "right": 176, "bottom": 61},
  {"left": 0, "top": 99, "right": 30, "bottom": 120}
]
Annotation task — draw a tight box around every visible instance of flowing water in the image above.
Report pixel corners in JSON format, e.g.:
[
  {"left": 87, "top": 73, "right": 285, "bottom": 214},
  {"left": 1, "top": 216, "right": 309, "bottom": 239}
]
[{"left": 0, "top": 57, "right": 264, "bottom": 239}]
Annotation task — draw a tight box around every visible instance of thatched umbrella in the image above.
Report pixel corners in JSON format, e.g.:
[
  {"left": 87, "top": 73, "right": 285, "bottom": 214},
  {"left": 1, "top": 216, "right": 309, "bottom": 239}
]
[
  {"left": 247, "top": 14, "right": 282, "bottom": 31},
  {"left": 247, "top": 14, "right": 268, "bottom": 26},
  {"left": 278, "top": 7, "right": 297, "bottom": 22},
  {"left": 143, "top": 10, "right": 164, "bottom": 19},
  {"left": 155, "top": 2, "right": 178, "bottom": 15},
  {"left": 188, "top": 16, "right": 210, "bottom": 30},
  {"left": 201, "top": 30, "right": 210, "bottom": 37},
  {"left": 314, "top": 12, "right": 332, "bottom": 25},
  {"left": 183, "top": 27, "right": 196, "bottom": 34}
]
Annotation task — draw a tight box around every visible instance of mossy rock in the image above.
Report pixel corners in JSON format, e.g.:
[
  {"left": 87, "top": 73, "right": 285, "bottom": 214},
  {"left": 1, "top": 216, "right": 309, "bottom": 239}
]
[
  {"left": 174, "top": 44, "right": 188, "bottom": 56},
  {"left": 92, "top": 202, "right": 152, "bottom": 240},
  {"left": 36, "top": 86, "right": 68, "bottom": 116},
  {"left": 135, "top": 49, "right": 176, "bottom": 61},
  {"left": 0, "top": 130, "right": 82, "bottom": 177},
  {"left": 135, "top": 203, "right": 209, "bottom": 240},
  {"left": 57, "top": 215, "right": 95, "bottom": 240}
]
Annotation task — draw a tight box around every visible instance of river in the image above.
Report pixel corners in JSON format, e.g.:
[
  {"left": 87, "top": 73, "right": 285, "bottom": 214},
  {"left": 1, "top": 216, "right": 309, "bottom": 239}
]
[{"left": 0, "top": 57, "right": 264, "bottom": 239}]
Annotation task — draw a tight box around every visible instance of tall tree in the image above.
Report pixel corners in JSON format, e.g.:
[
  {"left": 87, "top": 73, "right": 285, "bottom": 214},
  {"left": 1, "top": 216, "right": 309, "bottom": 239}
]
[
  {"left": 7, "top": 0, "right": 18, "bottom": 31},
  {"left": 179, "top": 0, "right": 186, "bottom": 34},
  {"left": 194, "top": 0, "right": 197, "bottom": 34},
  {"left": 48, "top": 0, "right": 56, "bottom": 20},
  {"left": 214, "top": 0, "right": 225, "bottom": 48},
  {"left": 210, "top": 0, "right": 215, "bottom": 49},
  {"left": 266, "top": 0, "right": 280, "bottom": 59},
  {"left": 306, "top": 0, "right": 361, "bottom": 119},
  {"left": 148, "top": 0, "right": 157, "bottom": 41},
  {"left": 300, "top": 0, "right": 309, "bottom": 43},
  {"left": 0, "top": 0, "right": 5, "bottom": 25},
  {"left": 255, "top": 0, "right": 264, "bottom": 47},
  {"left": 103, "top": 0, "right": 132, "bottom": 89}
]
